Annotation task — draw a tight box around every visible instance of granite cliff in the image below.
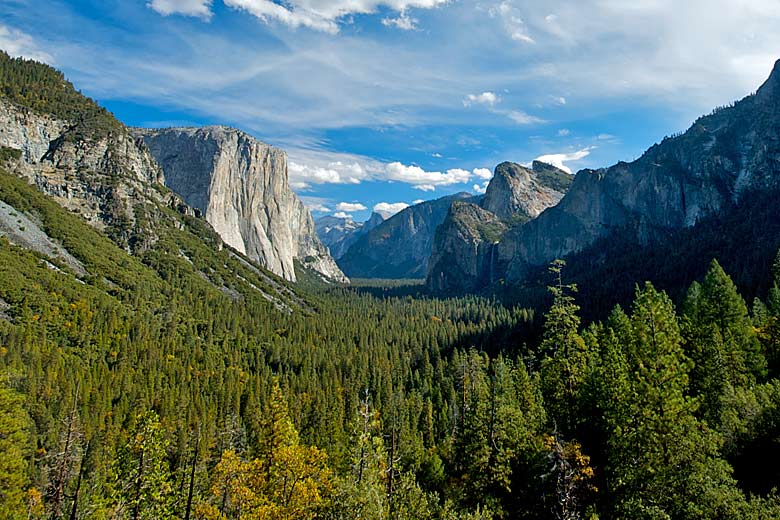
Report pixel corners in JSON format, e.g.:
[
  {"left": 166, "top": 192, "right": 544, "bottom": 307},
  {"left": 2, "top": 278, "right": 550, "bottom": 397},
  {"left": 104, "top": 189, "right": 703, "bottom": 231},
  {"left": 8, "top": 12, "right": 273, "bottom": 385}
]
[
  {"left": 136, "top": 127, "right": 347, "bottom": 283},
  {"left": 338, "top": 193, "right": 473, "bottom": 279},
  {"left": 498, "top": 59, "right": 780, "bottom": 284},
  {"left": 427, "top": 161, "right": 572, "bottom": 292}
]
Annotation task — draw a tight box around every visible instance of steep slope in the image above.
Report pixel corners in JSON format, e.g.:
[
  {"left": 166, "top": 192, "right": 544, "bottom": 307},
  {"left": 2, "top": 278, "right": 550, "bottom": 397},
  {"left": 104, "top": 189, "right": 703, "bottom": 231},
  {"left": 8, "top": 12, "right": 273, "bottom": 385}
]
[
  {"left": 0, "top": 51, "right": 306, "bottom": 310},
  {"left": 496, "top": 60, "right": 780, "bottom": 284},
  {"left": 427, "top": 161, "right": 573, "bottom": 293},
  {"left": 427, "top": 201, "right": 508, "bottom": 293},
  {"left": 339, "top": 193, "right": 473, "bottom": 279},
  {"left": 136, "top": 127, "right": 347, "bottom": 283},
  {"left": 482, "top": 161, "right": 572, "bottom": 221}
]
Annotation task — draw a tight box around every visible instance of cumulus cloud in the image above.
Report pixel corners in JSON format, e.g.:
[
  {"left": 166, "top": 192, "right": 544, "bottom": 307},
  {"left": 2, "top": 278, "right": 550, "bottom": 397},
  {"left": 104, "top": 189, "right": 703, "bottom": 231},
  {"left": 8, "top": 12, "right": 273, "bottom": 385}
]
[
  {"left": 0, "top": 24, "right": 53, "bottom": 63},
  {"left": 374, "top": 202, "right": 410, "bottom": 216},
  {"left": 472, "top": 167, "right": 493, "bottom": 180},
  {"left": 535, "top": 147, "right": 591, "bottom": 174},
  {"left": 382, "top": 11, "right": 418, "bottom": 30},
  {"left": 473, "top": 181, "right": 490, "bottom": 194},
  {"left": 463, "top": 91, "right": 500, "bottom": 107},
  {"left": 147, "top": 0, "right": 213, "bottom": 20},
  {"left": 385, "top": 163, "right": 473, "bottom": 191},
  {"left": 558, "top": 129, "right": 570, "bottom": 136},
  {"left": 288, "top": 159, "right": 366, "bottom": 189},
  {"left": 333, "top": 211, "right": 353, "bottom": 219},
  {"left": 223, "top": 0, "right": 449, "bottom": 34},
  {"left": 336, "top": 202, "right": 368, "bottom": 212}
]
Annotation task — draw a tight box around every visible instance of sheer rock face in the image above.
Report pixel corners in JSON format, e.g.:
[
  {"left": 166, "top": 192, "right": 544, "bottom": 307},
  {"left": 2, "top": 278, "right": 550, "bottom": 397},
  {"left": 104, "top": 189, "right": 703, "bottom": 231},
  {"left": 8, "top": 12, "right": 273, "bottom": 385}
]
[
  {"left": 426, "top": 161, "right": 572, "bottom": 293},
  {"left": 427, "top": 202, "right": 508, "bottom": 293},
  {"left": 338, "top": 193, "right": 473, "bottom": 279},
  {"left": 0, "top": 99, "right": 173, "bottom": 247},
  {"left": 482, "top": 161, "right": 571, "bottom": 220},
  {"left": 499, "top": 59, "right": 780, "bottom": 283},
  {"left": 137, "top": 127, "right": 347, "bottom": 283}
]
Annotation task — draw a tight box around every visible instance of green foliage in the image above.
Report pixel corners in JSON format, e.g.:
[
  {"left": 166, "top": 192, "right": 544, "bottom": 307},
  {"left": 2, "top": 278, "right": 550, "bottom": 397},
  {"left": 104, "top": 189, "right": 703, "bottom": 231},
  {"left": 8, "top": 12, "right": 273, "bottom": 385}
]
[
  {"left": 0, "top": 379, "right": 33, "bottom": 520},
  {"left": 0, "top": 51, "right": 122, "bottom": 140}
]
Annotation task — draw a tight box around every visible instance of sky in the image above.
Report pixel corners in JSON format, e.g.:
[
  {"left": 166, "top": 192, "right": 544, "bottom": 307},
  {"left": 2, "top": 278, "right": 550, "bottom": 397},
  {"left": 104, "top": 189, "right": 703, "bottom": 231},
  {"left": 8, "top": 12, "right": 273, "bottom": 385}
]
[{"left": 2, "top": 0, "right": 780, "bottom": 222}]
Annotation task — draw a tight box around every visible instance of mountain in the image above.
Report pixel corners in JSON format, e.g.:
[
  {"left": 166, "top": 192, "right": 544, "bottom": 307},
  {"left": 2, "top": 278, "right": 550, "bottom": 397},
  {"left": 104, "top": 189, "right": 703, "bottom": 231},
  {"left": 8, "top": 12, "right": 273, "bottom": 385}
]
[
  {"left": 428, "top": 60, "right": 780, "bottom": 295},
  {"left": 135, "top": 127, "right": 347, "bottom": 283},
  {"left": 338, "top": 193, "right": 473, "bottom": 279},
  {"left": 497, "top": 59, "right": 780, "bottom": 284},
  {"left": 428, "top": 161, "right": 573, "bottom": 293},
  {"left": 315, "top": 211, "right": 387, "bottom": 260},
  {"left": 0, "top": 51, "right": 306, "bottom": 312}
]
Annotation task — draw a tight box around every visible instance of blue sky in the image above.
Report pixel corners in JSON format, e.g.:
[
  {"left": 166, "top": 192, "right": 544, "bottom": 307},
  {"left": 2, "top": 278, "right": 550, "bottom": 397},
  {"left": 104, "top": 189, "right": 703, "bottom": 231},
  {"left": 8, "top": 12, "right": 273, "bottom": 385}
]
[{"left": 2, "top": 0, "right": 780, "bottom": 222}]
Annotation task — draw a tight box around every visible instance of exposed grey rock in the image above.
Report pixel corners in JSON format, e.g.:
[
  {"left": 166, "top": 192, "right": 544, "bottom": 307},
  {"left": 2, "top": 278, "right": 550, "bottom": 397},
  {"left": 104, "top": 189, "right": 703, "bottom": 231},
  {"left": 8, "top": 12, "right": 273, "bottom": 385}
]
[
  {"left": 427, "top": 201, "right": 507, "bottom": 293},
  {"left": 0, "top": 199, "right": 87, "bottom": 276},
  {"left": 339, "top": 193, "right": 473, "bottom": 279},
  {"left": 426, "top": 161, "right": 573, "bottom": 293},
  {"left": 136, "top": 127, "right": 347, "bottom": 283},
  {"left": 493, "top": 59, "right": 780, "bottom": 284},
  {"left": 0, "top": 98, "right": 178, "bottom": 252},
  {"left": 482, "top": 161, "right": 571, "bottom": 220}
]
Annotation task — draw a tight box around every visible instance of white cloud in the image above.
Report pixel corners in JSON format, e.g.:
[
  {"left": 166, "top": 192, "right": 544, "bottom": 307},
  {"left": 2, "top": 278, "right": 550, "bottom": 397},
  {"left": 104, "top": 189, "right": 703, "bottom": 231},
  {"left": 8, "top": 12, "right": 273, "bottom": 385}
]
[
  {"left": 412, "top": 199, "right": 425, "bottom": 204},
  {"left": 473, "top": 180, "right": 490, "bottom": 194},
  {"left": 333, "top": 211, "right": 353, "bottom": 219},
  {"left": 0, "top": 25, "right": 53, "bottom": 63},
  {"left": 385, "top": 162, "right": 472, "bottom": 190},
  {"left": 489, "top": 1, "right": 535, "bottom": 43},
  {"left": 223, "top": 0, "right": 449, "bottom": 34},
  {"left": 463, "top": 91, "right": 500, "bottom": 107},
  {"left": 374, "top": 202, "right": 410, "bottom": 215},
  {"left": 507, "top": 110, "right": 546, "bottom": 125},
  {"left": 147, "top": 0, "right": 213, "bottom": 20},
  {"left": 535, "top": 147, "right": 591, "bottom": 174},
  {"left": 382, "top": 11, "right": 418, "bottom": 30},
  {"left": 308, "top": 203, "right": 331, "bottom": 212},
  {"left": 336, "top": 202, "right": 368, "bottom": 212},
  {"left": 558, "top": 128, "right": 570, "bottom": 136},
  {"left": 472, "top": 167, "right": 493, "bottom": 180}
]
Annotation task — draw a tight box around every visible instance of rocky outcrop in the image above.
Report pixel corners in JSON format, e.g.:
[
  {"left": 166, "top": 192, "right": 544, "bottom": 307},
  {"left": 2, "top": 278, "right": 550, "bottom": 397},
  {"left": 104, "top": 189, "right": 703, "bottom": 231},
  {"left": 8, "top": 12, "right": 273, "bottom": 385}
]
[
  {"left": 136, "top": 127, "right": 347, "bottom": 283},
  {"left": 426, "top": 161, "right": 573, "bottom": 293},
  {"left": 0, "top": 98, "right": 177, "bottom": 251},
  {"left": 482, "top": 161, "right": 571, "bottom": 220},
  {"left": 339, "top": 193, "right": 473, "bottom": 279},
  {"left": 427, "top": 201, "right": 508, "bottom": 293},
  {"left": 490, "top": 59, "right": 780, "bottom": 286}
]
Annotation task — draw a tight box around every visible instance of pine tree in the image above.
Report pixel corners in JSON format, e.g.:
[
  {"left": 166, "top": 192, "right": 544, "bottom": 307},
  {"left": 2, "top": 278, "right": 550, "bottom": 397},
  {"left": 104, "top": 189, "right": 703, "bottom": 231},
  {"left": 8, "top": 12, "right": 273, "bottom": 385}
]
[{"left": 114, "top": 410, "right": 174, "bottom": 520}]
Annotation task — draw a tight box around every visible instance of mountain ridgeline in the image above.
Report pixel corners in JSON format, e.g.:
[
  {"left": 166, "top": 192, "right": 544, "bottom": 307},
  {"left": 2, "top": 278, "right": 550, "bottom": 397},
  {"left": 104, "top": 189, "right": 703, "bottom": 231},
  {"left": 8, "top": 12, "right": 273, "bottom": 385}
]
[
  {"left": 428, "top": 160, "right": 573, "bottom": 293},
  {"left": 427, "top": 59, "right": 780, "bottom": 296}
]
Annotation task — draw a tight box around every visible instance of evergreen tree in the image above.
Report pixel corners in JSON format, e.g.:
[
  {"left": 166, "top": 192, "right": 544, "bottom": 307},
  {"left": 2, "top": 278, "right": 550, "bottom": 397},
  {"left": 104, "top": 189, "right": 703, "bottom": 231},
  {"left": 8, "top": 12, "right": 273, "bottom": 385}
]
[{"left": 0, "top": 380, "right": 32, "bottom": 520}]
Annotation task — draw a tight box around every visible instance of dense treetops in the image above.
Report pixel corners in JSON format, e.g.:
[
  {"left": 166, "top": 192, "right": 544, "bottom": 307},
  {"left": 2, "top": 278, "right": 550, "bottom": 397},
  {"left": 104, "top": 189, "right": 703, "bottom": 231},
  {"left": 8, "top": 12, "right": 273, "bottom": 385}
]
[{"left": 0, "top": 51, "right": 122, "bottom": 138}]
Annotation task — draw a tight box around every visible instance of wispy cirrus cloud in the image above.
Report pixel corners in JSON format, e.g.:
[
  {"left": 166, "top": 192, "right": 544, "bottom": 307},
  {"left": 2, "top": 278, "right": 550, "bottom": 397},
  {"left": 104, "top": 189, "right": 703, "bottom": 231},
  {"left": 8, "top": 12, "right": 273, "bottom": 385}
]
[
  {"left": 221, "top": 0, "right": 449, "bottom": 33},
  {"left": 0, "top": 24, "right": 53, "bottom": 63}
]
